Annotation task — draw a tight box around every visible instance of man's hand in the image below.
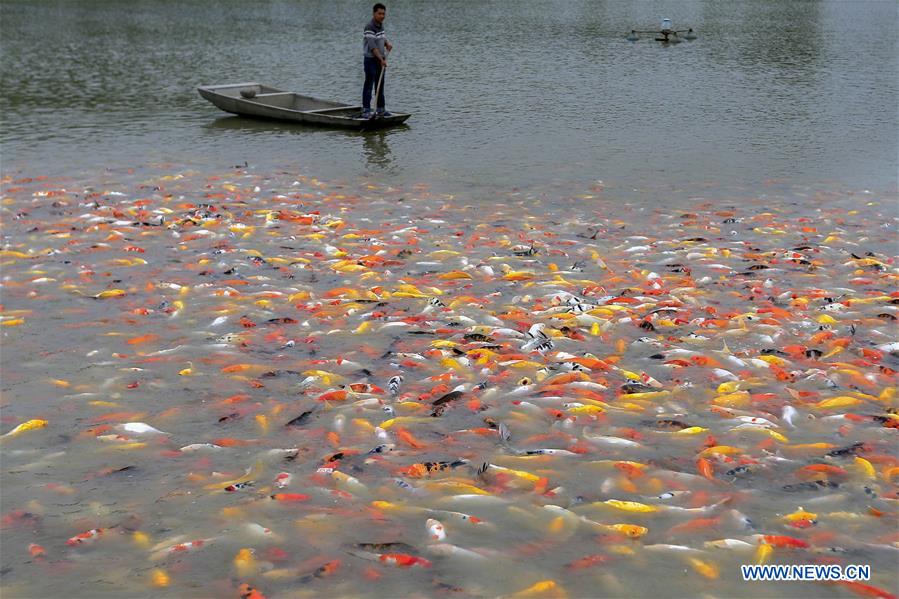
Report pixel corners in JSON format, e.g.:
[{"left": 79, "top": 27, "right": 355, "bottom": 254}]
[
  {"left": 385, "top": 41, "right": 393, "bottom": 52},
  {"left": 380, "top": 59, "right": 388, "bottom": 68}
]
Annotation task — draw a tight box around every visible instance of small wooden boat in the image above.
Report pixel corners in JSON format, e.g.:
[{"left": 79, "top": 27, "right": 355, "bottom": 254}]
[{"left": 197, "top": 82, "right": 411, "bottom": 129}]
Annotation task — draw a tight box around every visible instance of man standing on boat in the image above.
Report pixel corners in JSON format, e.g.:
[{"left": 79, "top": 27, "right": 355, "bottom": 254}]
[{"left": 362, "top": 3, "right": 392, "bottom": 119}]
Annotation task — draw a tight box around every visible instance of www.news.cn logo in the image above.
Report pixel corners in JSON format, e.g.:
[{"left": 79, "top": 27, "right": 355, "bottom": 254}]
[{"left": 741, "top": 564, "right": 871, "bottom": 582}]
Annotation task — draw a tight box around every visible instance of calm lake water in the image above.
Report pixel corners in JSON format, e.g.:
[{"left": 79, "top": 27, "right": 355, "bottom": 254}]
[{"left": 2, "top": 0, "right": 897, "bottom": 194}]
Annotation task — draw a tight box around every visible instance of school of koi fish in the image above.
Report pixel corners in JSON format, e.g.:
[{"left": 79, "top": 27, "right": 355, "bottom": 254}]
[{"left": 1, "top": 168, "right": 897, "bottom": 599}]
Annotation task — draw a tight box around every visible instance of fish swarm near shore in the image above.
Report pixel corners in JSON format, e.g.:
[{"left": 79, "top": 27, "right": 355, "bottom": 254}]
[{"left": 0, "top": 169, "right": 896, "bottom": 598}]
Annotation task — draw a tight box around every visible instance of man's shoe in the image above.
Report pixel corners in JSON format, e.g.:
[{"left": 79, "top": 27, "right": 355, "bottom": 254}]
[
  {"left": 375, "top": 110, "right": 392, "bottom": 118},
  {"left": 361, "top": 109, "right": 373, "bottom": 119}
]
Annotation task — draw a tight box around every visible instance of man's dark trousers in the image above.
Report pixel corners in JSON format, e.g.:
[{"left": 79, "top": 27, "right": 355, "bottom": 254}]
[{"left": 362, "top": 56, "right": 385, "bottom": 112}]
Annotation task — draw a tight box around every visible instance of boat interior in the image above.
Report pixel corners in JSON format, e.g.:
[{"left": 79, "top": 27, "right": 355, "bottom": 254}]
[{"left": 210, "top": 84, "right": 358, "bottom": 115}]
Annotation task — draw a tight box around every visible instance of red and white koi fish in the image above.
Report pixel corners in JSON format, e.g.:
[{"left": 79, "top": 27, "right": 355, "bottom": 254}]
[
  {"left": 274, "top": 472, "right": 292, "bottom": 488},
  {"left": 425, "top": 518, "right": 446, "bottom": 541},
  {"left": 66, "top": 527, "right": 108, "bottom": 546}
]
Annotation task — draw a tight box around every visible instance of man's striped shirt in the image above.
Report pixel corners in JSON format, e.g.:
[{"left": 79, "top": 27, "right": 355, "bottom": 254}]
[{"left": 363, "top": 18, "right": 387, "bottom": 58}]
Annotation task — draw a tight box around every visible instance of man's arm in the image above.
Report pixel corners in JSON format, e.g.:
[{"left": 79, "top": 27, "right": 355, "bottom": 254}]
[{"left": 371, "top": 47, "right": 387, "bottom": 67}]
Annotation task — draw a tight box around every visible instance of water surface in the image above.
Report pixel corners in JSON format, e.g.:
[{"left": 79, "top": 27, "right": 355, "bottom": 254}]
[
  {"left": 2, "top": 0, "right": 897, "bottom": 193},
  {"left": 1, "top": 2, "right": 898, "bottom": 598}
]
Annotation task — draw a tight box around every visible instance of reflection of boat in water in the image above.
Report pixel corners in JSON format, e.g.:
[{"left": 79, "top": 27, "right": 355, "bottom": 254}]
[
  {"left": 204, "top": 116, "right": 409, "bottom": 139},
  {"left": 198, "top": 82, "right": 411, "bottom": 130},
  {"left": 203, "top": 116, "right": 402, "bottom": 172}
]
